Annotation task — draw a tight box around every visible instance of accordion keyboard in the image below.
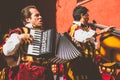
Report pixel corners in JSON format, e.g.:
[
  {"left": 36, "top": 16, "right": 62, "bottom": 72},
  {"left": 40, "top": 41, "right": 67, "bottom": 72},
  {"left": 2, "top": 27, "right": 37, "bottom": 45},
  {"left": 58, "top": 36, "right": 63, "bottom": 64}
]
[{"left": 27, "top": 29, "right": 54, "bottom": 56}]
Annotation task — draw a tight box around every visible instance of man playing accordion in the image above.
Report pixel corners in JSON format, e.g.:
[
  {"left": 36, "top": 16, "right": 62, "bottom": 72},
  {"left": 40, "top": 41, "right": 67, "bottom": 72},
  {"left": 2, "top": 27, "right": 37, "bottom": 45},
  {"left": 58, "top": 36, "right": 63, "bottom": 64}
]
[{"left": 2, "top": 5, "right": 53, "bottom": 80}]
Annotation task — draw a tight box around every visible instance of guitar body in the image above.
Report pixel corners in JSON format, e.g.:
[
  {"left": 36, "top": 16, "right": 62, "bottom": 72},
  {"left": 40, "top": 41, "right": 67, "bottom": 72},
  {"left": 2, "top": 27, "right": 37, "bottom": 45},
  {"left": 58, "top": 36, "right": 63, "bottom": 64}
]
[{"left": 100, "top": 33, "right": 120, "bottom": 62}]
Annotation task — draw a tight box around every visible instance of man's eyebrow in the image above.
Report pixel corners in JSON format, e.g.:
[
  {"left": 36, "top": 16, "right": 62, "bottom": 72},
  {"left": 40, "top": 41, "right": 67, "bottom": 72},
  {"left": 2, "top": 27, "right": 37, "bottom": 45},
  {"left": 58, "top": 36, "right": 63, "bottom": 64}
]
[{"left": 35, "top": 14, "right": 40, "bottom": 16}]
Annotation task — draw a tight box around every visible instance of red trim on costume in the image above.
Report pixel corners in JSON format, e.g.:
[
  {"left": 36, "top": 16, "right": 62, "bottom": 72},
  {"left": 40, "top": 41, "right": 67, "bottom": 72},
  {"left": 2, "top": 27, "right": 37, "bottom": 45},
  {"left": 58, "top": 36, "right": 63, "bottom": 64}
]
[{"left": 9, "top": 28, "right": 22, "bottom": 36}]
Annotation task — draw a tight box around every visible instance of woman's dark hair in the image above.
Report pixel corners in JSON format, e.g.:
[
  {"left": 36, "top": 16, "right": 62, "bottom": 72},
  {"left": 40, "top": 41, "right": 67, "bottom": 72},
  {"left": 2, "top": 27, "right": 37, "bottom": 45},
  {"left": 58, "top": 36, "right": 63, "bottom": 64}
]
[
  {"left": 73, "top": 6, "right": 88, "bottom": 21},
  {"left": 21, "top": 5, "right": 37, "bottom": 25}
]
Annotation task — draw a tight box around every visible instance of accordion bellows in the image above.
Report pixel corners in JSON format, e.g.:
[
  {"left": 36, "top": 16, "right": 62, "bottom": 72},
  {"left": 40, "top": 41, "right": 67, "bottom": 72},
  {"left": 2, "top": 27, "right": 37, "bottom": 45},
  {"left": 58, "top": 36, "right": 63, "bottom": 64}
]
[
  {"left": 56, "top": 33, "right": 81, "bottom": 60},
  {"left": 49, "top": 33, "right": 82, "bottom": 64}
]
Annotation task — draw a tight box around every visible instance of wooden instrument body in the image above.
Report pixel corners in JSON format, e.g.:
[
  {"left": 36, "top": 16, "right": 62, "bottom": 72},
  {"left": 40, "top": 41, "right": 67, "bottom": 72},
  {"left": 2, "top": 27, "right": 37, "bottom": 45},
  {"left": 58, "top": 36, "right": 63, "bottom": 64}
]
[{"left": 100, "top": 33, "right": 120, "bottom": 63}]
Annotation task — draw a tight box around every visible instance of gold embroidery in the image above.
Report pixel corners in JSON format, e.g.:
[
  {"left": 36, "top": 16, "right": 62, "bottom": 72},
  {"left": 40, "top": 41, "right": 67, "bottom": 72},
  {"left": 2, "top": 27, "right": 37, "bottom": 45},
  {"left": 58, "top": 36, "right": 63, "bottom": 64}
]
[{"left": 0, "top": 68, "right": 6, "bottom": 80}]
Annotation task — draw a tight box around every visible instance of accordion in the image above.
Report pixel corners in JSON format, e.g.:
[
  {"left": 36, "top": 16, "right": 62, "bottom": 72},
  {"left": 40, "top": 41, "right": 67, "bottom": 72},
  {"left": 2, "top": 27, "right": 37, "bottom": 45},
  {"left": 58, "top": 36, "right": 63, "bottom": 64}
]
[
  {"left": 27, "top": 29, "right": 82, "bottom": 63},
  {"left": 27, "top": 29, "right": 55, "bottom": 56}
]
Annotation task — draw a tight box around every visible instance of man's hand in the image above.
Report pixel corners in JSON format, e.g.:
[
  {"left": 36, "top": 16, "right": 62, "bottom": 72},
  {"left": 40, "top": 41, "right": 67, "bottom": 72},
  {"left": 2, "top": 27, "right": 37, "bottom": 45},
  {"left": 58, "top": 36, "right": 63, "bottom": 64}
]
[
  {"left": 103, "top": 26, "right": 115, "bottom": 33},
  {"left": 18, "top": 34, "right": 33, "bottom": 44}
]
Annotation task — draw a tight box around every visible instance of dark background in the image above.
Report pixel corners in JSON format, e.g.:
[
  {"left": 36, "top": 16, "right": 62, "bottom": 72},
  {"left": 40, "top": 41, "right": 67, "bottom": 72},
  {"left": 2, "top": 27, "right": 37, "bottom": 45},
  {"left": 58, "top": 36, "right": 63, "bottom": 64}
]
[{"left": 0, "top": 0, "right": 56, "bottom": 44}]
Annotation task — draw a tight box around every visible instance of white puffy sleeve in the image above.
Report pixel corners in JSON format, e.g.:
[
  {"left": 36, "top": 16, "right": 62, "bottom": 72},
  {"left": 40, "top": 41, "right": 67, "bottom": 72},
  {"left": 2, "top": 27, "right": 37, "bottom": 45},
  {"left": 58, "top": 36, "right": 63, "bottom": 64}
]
[
  {"left": 74, "top": 29, "right": 95, "bottom": 43},
  {"left": 3, "top": 33, "right": 21, "bottom": 56}
]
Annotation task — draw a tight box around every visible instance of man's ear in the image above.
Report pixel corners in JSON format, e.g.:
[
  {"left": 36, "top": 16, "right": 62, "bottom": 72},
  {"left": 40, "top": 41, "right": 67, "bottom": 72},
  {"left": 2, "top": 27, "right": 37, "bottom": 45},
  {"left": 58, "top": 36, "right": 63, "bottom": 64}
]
[
  {"left": 26, "top": 18, "right": 30, "bottom": 23},
  {"left": 81, "top": 13, "right": 84, "bottom": 17}
]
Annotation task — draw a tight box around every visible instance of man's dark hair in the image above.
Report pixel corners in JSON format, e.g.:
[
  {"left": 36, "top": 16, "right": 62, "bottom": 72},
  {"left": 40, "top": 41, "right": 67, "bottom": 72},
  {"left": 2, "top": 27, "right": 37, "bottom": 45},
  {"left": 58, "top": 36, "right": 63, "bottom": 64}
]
[
  {"left": 73, "top": 6, "right": 88, "bottom": 21},
  {"left": 21, "top": 5, "right": 37, "bottom": 25}
]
